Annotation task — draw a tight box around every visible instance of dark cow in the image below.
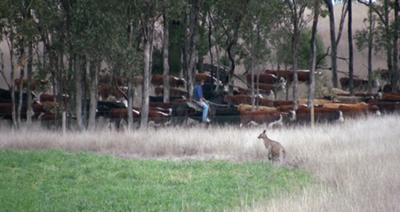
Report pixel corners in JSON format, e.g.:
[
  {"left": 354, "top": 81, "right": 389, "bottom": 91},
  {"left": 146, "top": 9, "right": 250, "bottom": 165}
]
[
  {"left": 151, "top": 74, "right": 186, "bottom": 88},
  {"left": 340, "top": 77, "right": 370, "bottom": 90},
  {"left": 224, "top": 95, "right": 253, "bottom": 105},
  {"left": 202, "top": 63, "right": 229, "bottom": 84},
  {"left": 368, "top": 99, "right": 400, "bottom": 114}
]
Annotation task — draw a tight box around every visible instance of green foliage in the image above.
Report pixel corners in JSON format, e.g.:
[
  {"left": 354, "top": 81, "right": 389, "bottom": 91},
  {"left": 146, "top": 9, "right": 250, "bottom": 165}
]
[
  {"left": 0, "top": 150, "right": 312, "bottom": 211},
  {"left": 276, "top": 30, "right": 326, "bottom": 69}
]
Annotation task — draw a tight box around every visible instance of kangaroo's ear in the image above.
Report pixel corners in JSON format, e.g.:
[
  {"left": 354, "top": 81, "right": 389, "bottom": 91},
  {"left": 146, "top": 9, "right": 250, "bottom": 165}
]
[{"left": 263, "top": 130, "right": 266, "bottom": 134}]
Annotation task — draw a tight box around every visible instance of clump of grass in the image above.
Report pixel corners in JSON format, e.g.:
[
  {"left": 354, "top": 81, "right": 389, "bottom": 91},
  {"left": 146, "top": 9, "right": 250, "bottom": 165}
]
[{"left": 0, "top": 150, "right": 311, "bottom": 211}]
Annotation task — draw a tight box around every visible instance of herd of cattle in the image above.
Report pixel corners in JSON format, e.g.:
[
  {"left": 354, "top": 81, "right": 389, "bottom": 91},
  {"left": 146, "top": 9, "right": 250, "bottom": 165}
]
[{"left": 1, "top": 68, "right": 400, "bottom": 129}]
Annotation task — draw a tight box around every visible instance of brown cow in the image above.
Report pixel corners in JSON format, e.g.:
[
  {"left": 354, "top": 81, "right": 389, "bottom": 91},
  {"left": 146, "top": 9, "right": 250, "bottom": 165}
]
[
  {"left": 382, "top": 93, "right": 400, "bottom": 101},
  {"left": 239, "top": 109, "right": 282, "bottom": 126},
  {"left": 294, "top": 106, "right": 344, "bottom": 124},
  {"left": 246, "top": 73, "right": 279, "bottom": 84},
  {"left": 323, "top": 102, "right": 380, "bottom": 118},
  {"left": 151, "top": 74, "right": 185, "bottom": 88},
  {"left": 264, "top": 69, "right": 310, "bottom": 83}
]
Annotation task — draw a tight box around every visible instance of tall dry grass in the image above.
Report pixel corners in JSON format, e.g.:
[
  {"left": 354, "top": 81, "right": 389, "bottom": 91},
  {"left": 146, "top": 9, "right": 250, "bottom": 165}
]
[{"left": 1, "top": 115, "right": 399, "bottom": 211}]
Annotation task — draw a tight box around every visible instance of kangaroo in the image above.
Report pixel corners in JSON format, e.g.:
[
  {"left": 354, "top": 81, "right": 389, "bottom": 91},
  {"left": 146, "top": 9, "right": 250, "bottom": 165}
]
[{"left": 257, "top": 130, "right": 286, "bottom": 162}]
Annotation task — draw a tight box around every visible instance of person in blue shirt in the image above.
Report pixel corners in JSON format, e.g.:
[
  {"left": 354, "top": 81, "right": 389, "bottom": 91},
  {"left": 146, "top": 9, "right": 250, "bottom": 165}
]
[{"left": 193, "top": 79, "right": 210, "bottom": 123}]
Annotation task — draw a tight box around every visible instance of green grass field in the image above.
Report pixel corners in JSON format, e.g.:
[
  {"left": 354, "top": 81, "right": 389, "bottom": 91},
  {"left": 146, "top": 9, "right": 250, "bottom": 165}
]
[{"left": 0, "top": 150, "right": 311, "bottom": 211}]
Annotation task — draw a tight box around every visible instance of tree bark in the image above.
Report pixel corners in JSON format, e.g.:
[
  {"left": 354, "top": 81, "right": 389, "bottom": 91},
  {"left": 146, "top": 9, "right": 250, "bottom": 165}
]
[
  {"left": 324, "top": 0, "right": 338, "bottom": 88},
  {"left": 392, "top": 0, "right": 399, "bottom": 91},
  {"left": 348, "top": 0, "right": 354, "bottom": 95},
  {"left": 26, "top": 42, "right": 33, "bottom": 125},
  {"left": 163, "top": 14, "right": 170, "bottom": 103},
  {"left": 88, "top": 59, "right": 98, "bottom": 130},
  {"left": 75, "top": 55, "right": 84, "bottom": 130},
  {"left": 309, "top": 0, "right": 320, "bottom": 128},
  {"left": 384, "top": 0, "right": 393, "bottom": 81},
  {"left": 7, "top": 36, "right": 17, "bottom": 128},
  {"left": 17, "top": 46, "right": 25, "bottom": 127},
  {"left": 127, "top": 77, "right": 134, "bottom": 130},
  {"left": 141, "top": 32, "right": 153, "bottom": 128},
  {"left": 367, "top": 0, "right": 374, "bottom": 93},
  {"left": 186, "top": 0, "right": 200, "bottom": 99}
]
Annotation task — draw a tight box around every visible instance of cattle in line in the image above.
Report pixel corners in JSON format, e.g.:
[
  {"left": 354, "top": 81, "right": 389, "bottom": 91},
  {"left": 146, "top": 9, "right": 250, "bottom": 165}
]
[
  {"left": 151, "top": 74, "right": 186, "bottom": 88},
  {"left": 224, "top": 94, "right": 296, "bottom": 108},
  {"left": 246, "top": 73, "right": 280, "bottom": 84},
  {"left": 368, "top": 99, "right": 400, "bottom": 114},
  {"left": 293, "top": 106, "right": 344, "bottom": 124},
  {"left": 322, "top": 102, "right": 380, "bottom": 118},
  {"left": 239, "top": 109, "right": 282, "bottom": 127},
  {"left": 335, "top": 93, "right": 379, "bottom": 102},
  {"left": 381, "top": 93, "right": 400, "bottom": 101},
  {"left": 264, "top": 69, "right": 311, "bottom": 83}
]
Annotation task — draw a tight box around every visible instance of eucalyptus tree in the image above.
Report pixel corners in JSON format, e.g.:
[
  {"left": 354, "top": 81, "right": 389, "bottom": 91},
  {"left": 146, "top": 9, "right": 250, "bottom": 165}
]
[
  {"left": 137, "top": 0, "right": 161, "bottom": 128},
  {"left": 240, "top": 0, "right": 283, "bottom": 108},
  {"left": 208, "top": 0, "right": 250, "bottom": 95},
  {"left": 283, "top": 0, "right": 311, "bottom": 108},
  {"left": 308, "top": 0, "right": 321, "bottom": 127},
  {"left": 323, "top": 0, "right": 348, "bottom": 88},
  {"left": 348, "top": 0, "right": 354, "bottom": 94},
  {"left": 0, "top": 0, "right": 18, "bottom": 128},
  {"left": 1, "top": 0, "right": 39, "bottom": 128},
  {"left": 357, "top": 0, "right": 396, "bottom": 90},
  {"left": 161, "top": 0, "right": 186, "bottom": 103}
]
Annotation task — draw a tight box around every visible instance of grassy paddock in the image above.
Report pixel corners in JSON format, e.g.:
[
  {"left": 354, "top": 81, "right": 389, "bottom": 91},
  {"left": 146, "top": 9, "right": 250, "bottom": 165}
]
[
  {"left": 0, "top": 150, "right": 310, "bottom": 211},
  {"left": 1, "top": 114, "right": 400, "bottom": 211}
]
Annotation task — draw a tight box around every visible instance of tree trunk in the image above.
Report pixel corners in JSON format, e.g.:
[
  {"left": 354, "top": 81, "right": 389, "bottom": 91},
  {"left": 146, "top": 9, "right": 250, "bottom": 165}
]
[
  {"left": 17, "top": 47, "right": 25, "bottom": 127},
  {"left": 8, "top": 37, "right": 17, "bottom": 128},
  {"left": 384, "top": 0, "right": 393, "bottom": 81},
  {"left": 325, "top": 0, "right": 338, "bottom": 88},
  {"left": 141, "top": 36, "right": 152, "bottom": 128},
  {"left": 392, "top": 0, "right": 399, "bottom": 91},
  {"left": 75, "top": 55, "right": 84, "bottom": 130},
  {"left": 292, "top": 23, "right": 299, "bottom": 109},
  {"left": 88, "top": 59, "right": 98, "bottom": 130},
  {"left": 309, "top": 0, "right": 320, "bottom": 128},
  {"left": 348, "top": 0, "right": 354, "bottom": 95},
  {"left": 367, "top": 0, "right": 374, "bottom": 93},
  {"left": 26, "top": 42, "right": 33, "bottom": 125},
  {"left": 127, "top": 77, "right": 134, "bottom": 130},
  {"left": 186, "top": 0, "right": 200, "bottom": 99},
  {"left": 163, "top": 14, "right": 170, "bottom": 103}
]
